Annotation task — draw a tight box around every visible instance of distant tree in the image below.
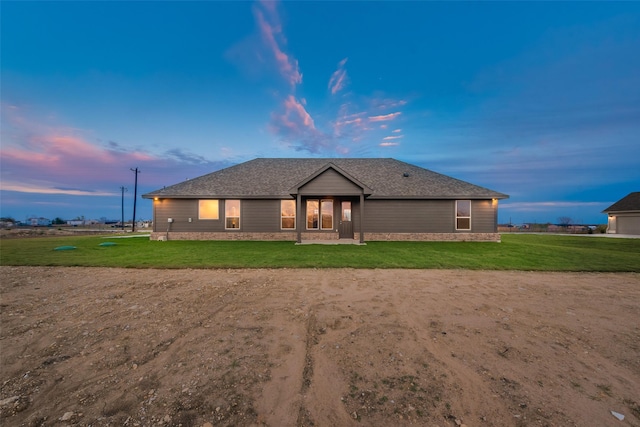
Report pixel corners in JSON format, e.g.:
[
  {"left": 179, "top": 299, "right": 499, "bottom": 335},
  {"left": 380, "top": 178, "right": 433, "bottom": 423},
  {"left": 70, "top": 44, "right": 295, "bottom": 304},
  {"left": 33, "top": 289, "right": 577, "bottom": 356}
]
[
  {"left": 557, "top": 216, "right": 573, "bottom": 230},
  {"left": 52, "top": 217, "right": 65, "bottom": 225},
  {"left": 0, "top": 216, "right": 16, "bottom": 223}
]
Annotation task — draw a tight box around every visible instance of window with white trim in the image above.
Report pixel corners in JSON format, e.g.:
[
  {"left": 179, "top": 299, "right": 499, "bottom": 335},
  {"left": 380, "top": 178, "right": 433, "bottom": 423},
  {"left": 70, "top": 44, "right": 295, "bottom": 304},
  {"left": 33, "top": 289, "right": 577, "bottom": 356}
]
[
  {"left": 306, "top": 199, "right": 333, "bottom": 230},
  {"left": 456, "top": 200, "right": 471, "bottom": 230},
  {"left": 198, "top": 200, "right": 219, "bottom": 220},
  {"left": 281, "top": 200, "right": 296, "bottom": 229},
  {"left": 225, "top": 200, "right": 240, "bottom": 229}
]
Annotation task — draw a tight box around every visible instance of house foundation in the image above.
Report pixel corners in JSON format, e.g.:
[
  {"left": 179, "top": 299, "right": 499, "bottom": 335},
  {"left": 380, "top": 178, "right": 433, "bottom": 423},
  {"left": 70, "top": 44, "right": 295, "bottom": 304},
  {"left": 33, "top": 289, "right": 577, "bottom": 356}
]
[{"left": 150, "top": 231, "right": 501, "bottom": 242}]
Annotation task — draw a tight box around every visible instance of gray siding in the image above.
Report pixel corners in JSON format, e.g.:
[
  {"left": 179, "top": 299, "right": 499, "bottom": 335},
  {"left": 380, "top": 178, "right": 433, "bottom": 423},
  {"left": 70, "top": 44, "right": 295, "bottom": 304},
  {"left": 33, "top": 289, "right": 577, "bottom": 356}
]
[
  {"left": 153, "top": 198, "right": 291, "bottom": 233},
  {"left": 299, "top": 169, "right": 362, "bottom": 195},
  {"left": 471, "top": 200, "right": 497, "bottom": 233},
  {"left": 363, "top": 199, "right": 496, "bottom": 233},
  {"left": 243, "top": 199, "right": 281, "bottom": 232},
  {"left": 152, "top": 197, "right": 497, "bottom": 234},
  {"left": 154, "top": 199, "right": 222, "bottom": 232},
  {"left": 364, "top": 200, "right": 453, "bottom": 233}
]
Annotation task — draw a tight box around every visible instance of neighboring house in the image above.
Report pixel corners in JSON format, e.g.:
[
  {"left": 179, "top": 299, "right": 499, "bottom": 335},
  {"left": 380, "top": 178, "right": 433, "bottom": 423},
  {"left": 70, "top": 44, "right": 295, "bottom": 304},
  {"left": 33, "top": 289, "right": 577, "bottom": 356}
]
[
  {"left": 28, "top": 217, "right": 51, "bottom": 226},
  {"left": 602, "top": 192, "right": 640, "bottom": 235},
  {"left": 142, "top": 158, "right": 508, "bottom": 242}
]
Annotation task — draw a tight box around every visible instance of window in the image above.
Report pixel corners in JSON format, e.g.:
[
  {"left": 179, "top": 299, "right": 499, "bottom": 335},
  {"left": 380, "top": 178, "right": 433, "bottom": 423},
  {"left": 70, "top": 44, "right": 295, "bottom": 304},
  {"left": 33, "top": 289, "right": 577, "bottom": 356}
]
[
  {"left": 225, "top": 200, "right": 240, "bottom": 229},
  {"left": 199, "top": 200, "right": 219, "bottom": 220},
  {"left": 307, "top": 200, "right": 319, "bottom": 229},
  {"left": 341, "top": 201, "right": 352, "bottom": 221},
  {"left": 456, "top": 200, "right": 471, "bottom": 230},
  {"left": 307, "top": 199, "right": 333, "bottom": 230},
  {"left": 321, "top": 199, "right": 333, "bottom": 229},
  {"left": 281, "top": 200, "right": 296, "bottom": 229}
]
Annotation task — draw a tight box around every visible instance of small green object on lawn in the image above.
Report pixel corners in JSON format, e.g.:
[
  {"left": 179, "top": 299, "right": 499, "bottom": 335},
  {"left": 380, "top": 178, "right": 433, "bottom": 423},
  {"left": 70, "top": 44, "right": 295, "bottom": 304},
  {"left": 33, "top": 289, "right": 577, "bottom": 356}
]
[
  {"left": 99, "top": 242, "right": 117, "bottom": 247},
  {"left": 54, "top": 246, "right": 77, "bottom": 251}
]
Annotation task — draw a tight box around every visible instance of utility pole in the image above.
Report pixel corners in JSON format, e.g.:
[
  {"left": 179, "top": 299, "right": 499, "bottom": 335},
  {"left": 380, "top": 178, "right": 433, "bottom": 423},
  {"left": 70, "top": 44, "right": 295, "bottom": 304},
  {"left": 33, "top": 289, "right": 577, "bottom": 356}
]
[
  {"left": 130, "top": 167, "right": 140, "bottom": 232},
  {"left": 120, "top": 186, "right": 127, "bottom": 231}
]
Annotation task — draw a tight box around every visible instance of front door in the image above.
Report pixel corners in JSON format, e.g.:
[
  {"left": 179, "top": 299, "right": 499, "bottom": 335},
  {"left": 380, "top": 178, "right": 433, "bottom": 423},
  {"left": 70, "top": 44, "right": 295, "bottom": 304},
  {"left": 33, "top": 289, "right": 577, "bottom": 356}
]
[{"left": 338, "top": 201, "right": 354, "bottom": 239}]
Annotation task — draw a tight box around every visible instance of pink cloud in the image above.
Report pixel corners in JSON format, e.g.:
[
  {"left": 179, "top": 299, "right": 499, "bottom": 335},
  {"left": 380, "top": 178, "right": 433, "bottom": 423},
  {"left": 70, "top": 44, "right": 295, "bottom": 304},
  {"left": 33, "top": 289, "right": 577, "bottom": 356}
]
[
  {"left": 269, "top": 96, "right": 352, "bottom": 154},
  {"left": 254, "top": 6, "right": 302, "bottom": 86},
  {"left": 332, "top": 109, "right": 369, "bottom": 138},
  {"left": 328, "top": 58, "right": 348, "bottom": 95},
  {"left": 1, "top": 105, "right": 226, "bottom": 197},
  {"left": 392, "top": 128, "right": 402, "bottom": 133},
  {"left": 369, "top": 112, "right": 402, "bottom": 122},
  {"left": 270, "top": 95, "right": 317, "bottom": 138},
  {"left": 284, "top": 95, "right": 315, "bottom": 130}
]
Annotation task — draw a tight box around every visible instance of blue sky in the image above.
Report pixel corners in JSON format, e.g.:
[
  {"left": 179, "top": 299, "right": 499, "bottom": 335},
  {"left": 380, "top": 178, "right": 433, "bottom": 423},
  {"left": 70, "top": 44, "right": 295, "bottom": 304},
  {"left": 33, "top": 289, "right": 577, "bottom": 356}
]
[{"left": 2, "top": 1, "right": 639, "bottom": 224}]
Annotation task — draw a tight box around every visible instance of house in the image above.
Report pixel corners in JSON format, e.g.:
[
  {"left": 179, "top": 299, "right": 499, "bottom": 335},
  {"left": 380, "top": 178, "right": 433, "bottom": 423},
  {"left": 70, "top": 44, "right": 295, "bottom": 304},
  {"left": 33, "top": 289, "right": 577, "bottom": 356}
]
[
  {"left": 602, "top": 192, "right": 640, "bottom": 235},
  {"left": 142, "top": 158, "right": 508, "bottom": 242},
  {"left": 28, "top": 217, "right": 51, "bottom": 226}
]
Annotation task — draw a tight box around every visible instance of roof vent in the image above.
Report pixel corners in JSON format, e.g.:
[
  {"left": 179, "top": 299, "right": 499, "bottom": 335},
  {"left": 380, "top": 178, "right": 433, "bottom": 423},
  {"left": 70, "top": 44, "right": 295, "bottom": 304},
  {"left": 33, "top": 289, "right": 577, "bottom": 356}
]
[{"left": 403, "top": 172, "right": 410, "bottom": 177}]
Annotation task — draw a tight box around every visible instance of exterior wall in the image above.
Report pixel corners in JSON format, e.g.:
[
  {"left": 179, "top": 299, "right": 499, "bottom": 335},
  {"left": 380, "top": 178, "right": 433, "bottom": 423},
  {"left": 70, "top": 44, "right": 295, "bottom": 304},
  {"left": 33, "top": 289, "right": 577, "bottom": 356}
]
[
  {"left": 153, "top": 198, "right": 287, "bottom": 233},
  {"left": 242, "top": 199, "right": 282, "bottom": 232},
  {"left": 299, "top": 169, "right": 362, "bottom": 195},
  {"left": 151, "top": 231, "right": 297, "bottom": 241},
  {"left": 150, "top": 197, "right": 499, "bottom": 239},
  {"left": 363, "top": 199, "right": 496, "bottom": 233},
  {"left": 301, "top": 231, "right": 339, "bottom": 240},
  {"left": 472, "top": 199, "right": 498, "bottom": 233},
  {"left": 365, "top": 233, "right": 501, "bottom": 242},
  {"left": 364, "top": 200, "right": 452, "bottom": 232},
  {"left": 150, "top": 231, "right": 500, "bottom": 242}
]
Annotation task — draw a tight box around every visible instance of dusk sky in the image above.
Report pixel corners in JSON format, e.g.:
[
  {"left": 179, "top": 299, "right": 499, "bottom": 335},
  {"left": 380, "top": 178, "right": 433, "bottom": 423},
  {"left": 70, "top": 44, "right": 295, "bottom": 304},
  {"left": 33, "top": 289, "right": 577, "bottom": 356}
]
[{"left": 2, "top": 1, "right": 639, "bottom": 225}]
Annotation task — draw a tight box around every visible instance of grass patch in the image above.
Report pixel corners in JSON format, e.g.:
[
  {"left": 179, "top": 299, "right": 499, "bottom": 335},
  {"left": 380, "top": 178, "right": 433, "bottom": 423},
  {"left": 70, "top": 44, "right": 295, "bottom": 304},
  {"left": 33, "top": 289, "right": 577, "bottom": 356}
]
[{"left": 0, "top": 234, "right": 638, "bottom": 271}]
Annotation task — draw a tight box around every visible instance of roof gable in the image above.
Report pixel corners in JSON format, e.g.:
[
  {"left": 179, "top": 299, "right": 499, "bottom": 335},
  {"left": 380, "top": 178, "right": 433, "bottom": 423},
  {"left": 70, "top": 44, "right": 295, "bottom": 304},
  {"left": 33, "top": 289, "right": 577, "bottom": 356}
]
[
  {"left": 289, "top": 163, "right": 373, "bottom": 195},
  {"left": 603, "top": 192, "right": 640, "bottom": 213},
  {"left": 142, "top": 158, "right": 509, "bottom": 200}
]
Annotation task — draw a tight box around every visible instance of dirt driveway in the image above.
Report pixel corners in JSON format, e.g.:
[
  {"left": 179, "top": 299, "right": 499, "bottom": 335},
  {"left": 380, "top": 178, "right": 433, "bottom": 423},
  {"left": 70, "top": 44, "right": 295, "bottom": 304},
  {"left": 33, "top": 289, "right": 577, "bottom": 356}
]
[{"left": 1, "top": 267, "right": 638, "bottom": 426}]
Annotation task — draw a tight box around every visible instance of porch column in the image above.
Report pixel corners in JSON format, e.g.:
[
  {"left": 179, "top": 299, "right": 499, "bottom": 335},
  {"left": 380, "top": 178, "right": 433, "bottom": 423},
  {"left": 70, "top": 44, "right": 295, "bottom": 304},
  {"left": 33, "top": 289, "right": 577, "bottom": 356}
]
[
  {"left": 359, "top": 193, "right": 365, "bottom": 243},
  {"left": 296, "top": 193, "right": 302, "bottom": 243}
]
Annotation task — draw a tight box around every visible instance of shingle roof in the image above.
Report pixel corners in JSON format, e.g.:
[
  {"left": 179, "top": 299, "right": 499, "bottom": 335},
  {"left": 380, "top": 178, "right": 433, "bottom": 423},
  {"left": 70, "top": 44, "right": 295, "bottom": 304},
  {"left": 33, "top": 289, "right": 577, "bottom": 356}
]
[
  {"left": 602, "top": 192, "right": 640, "bottom": 213},
  {"left": 142, "top": 158, "right": 508, "bottom": 200}
]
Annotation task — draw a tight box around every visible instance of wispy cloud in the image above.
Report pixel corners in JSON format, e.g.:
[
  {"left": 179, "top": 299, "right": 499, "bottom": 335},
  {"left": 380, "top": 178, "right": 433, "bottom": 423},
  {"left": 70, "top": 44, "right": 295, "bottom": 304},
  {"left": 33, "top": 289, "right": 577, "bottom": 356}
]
[
  {"left": 235, "top": 2, "right": 412, "bottom": 156},
  {"left": 501, "top": 201, "right": 607, "bottom": 212},
  {"left": 382, "top": 135, "right": 403, "bottom": 141},
  {"left": 270, "top": 95, "right": 332, "bottom": 153},
  {"left": 225, "top": 1, "right": 301, "bottom": 87},
  {"left": 379, "top": 142, "right": 400, "bottom": 147},
  {"left": 271, "top": 95, "right": 316, "bottom": 135},
  {"left": 254, "top": 3, "right": 302, "bottom": 86},
  {"left": 371, "top": 99, "right": 408, "bottom": 110},
  {"left": 1, "top": 182, "right": 116, "bottom": 196},
  {"left": 0, "top": 104, "right": 229, "bottom": 197},
  {"left": 369, "top": 112, "right": 402, "bottom": 122},
  {"left": 328, "top": 58, "right": 348, "bottom": 95}
]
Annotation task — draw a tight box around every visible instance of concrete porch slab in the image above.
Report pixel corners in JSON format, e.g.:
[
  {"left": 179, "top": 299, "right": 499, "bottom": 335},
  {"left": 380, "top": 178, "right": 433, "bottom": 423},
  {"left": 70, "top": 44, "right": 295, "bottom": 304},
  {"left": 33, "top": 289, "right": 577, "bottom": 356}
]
[{"left": 296, "top": 239, "right": 366, "bottom": 245}]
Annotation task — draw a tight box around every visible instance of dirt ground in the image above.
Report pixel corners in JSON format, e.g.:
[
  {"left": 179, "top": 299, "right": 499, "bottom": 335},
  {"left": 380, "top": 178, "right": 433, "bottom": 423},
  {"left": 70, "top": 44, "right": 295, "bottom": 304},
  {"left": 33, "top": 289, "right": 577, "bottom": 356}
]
[{"left": 1, "top": 267, "right": 638, "bottom": 427}]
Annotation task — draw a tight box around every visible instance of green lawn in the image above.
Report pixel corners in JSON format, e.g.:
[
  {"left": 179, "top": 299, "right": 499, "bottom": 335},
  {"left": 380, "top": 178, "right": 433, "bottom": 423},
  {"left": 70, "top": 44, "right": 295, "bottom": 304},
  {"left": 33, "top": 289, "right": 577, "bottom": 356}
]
[{"left": 0, "top": 234, "right": 638, "bottom": 271}]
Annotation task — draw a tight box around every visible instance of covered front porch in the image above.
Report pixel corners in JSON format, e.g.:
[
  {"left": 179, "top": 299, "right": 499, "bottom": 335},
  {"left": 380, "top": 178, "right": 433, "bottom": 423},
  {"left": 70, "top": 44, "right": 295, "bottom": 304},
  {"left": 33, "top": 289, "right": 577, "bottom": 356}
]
[
  {"left": 290, "top": 162, "right": 371, "bottom": 244},
  {"left": 294, "top": 196, "right": 365, "bottom": 244}
]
